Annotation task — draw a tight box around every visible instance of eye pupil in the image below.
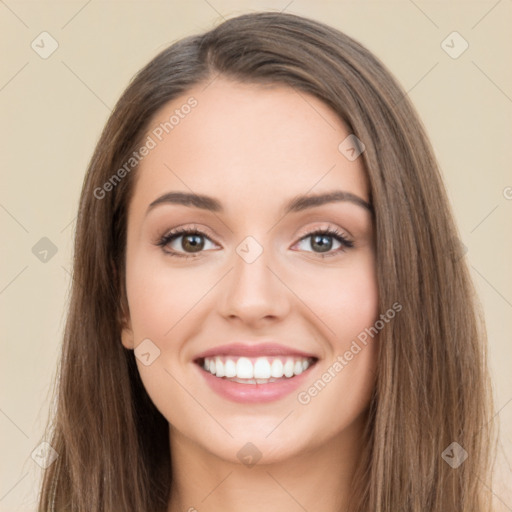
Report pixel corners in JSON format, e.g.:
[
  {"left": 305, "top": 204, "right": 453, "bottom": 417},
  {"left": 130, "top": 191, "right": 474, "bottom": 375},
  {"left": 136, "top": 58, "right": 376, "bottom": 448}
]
[
  {"left": 311, "top": 234, "right": 332, "bottom": 253},
  {"left": 182, "top": 234, "right": 204, "bottom": 252}
]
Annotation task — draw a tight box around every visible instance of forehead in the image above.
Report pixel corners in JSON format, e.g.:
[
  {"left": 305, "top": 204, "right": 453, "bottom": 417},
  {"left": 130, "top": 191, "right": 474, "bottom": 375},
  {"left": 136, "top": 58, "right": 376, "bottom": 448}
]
[{"left": 129, "top": 77, "right": 369, "bottom": 217}]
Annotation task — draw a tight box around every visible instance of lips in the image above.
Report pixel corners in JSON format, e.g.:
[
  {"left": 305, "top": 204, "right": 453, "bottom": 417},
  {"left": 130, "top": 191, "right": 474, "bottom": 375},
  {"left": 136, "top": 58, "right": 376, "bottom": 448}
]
[
  {"left": 193, "top": 342, "right": 319, "bottom": 403},
  {"left": 194, "top": 342, "right": 318, "bottom": 360}
]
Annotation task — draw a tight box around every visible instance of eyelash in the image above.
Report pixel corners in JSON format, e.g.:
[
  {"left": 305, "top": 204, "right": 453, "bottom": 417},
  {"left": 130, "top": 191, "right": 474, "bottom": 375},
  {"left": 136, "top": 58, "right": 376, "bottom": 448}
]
[{"left": 156, "top": 225, "right": 354, "bottom": 260}]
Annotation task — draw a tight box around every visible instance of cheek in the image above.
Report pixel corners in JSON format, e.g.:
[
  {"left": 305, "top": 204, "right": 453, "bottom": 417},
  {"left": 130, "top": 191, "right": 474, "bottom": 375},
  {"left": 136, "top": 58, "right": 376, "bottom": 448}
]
[
  {"left": 293, "top": 253, "right": 379, "bottom": 349},
  {"left": 125, "top": 255, "right": 209, "bottom": 343}
]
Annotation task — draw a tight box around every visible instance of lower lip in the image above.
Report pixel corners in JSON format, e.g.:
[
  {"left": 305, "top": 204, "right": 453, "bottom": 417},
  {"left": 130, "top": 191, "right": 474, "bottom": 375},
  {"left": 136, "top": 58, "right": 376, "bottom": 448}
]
[{"left": 195, "top": 362, "right": 317, "bottom": 403}]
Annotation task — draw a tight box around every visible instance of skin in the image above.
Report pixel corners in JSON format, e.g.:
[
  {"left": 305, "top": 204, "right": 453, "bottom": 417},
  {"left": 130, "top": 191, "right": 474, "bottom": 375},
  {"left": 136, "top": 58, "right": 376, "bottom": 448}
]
[{"left": 120, "top": 76, "right": 379, "bottom": 512}]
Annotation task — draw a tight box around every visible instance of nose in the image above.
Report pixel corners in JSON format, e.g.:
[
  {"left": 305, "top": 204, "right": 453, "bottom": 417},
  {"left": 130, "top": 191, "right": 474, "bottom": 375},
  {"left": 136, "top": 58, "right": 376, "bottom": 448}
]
[{"left": 217, "top": 241, "right": 291, "bottom": 326}]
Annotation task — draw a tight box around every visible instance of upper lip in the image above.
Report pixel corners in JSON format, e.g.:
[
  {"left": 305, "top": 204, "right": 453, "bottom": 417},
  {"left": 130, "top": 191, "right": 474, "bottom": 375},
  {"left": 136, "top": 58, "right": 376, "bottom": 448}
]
[{"left": 194, "top": 342, "right": 318, "bottom": 360}]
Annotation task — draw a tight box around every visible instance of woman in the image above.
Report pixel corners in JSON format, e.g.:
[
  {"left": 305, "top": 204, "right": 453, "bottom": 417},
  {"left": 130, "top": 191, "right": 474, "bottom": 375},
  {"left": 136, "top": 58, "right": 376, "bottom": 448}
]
[{"left": 38, "top": 11, "right": 495, "bottom": 512}]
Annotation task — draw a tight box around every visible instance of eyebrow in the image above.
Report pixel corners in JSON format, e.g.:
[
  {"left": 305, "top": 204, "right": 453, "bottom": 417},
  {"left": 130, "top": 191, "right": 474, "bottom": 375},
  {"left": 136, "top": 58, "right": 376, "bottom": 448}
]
[{"left": 146, "top": 190, "right": 373, "bottom": 216}]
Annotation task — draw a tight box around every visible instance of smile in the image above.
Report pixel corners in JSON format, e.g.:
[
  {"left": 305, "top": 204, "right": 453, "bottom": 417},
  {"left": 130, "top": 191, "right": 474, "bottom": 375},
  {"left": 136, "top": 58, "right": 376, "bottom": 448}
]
[{"left": 194, "top": 354, "right": 318, "bottom": 403}]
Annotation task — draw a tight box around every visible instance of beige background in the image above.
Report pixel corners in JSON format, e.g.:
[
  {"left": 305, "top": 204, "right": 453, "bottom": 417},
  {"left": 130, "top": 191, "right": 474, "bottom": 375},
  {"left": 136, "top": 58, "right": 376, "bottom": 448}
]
[{"left": 1, "top": 1, "right": 511, "bottom": 510}]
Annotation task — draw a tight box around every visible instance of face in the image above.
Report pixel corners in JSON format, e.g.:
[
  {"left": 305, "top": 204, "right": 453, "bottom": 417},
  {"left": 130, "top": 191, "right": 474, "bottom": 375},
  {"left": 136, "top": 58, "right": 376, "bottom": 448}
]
[{"left": 120, "top": 77, "right": 379, "bottom": 464}]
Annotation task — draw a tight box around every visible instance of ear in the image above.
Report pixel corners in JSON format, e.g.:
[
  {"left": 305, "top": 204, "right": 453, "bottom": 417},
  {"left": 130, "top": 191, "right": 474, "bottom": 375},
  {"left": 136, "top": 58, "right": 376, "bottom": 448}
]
[
  {"left": 113, "top": 259, "right": 134, "bottom": 350},
  {"left": 120, "top": 316, "right": 135, "bottom": 350},
  {"left": 119, "top": 294, "right": 134, "bottom": 350}
]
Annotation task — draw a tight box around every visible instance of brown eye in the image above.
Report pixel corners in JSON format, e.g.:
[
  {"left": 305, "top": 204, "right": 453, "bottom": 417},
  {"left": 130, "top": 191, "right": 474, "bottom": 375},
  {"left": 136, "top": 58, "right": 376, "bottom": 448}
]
[
  {"left": 179, "top": 233, "right": 205, "bottom": 253},
  {"left": 157, "top": 228, "right": 217, "bottom": 258}
]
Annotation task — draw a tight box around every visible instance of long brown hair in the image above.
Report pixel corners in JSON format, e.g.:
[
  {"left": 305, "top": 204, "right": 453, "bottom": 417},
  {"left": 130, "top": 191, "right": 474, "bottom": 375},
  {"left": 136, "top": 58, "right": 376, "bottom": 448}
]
[{"left": 37, "top": 11, "right": 496, "bottom": 511}]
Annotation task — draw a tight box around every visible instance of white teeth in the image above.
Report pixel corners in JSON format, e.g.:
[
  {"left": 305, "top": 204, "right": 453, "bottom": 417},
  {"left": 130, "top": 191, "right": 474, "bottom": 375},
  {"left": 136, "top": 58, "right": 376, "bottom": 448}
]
[
  {"left": 224, "top": 359, "right": 237, "bottom": 378},
  {"left": 236, "top": 357, "right": 253, "bottom": 379},
  {"left": 253, "top": 358, "right": 271, "bottom": 379},
  {"left": 283, "top": 358, "right": 294, "bottom": 377},
  {"left": 202, "top": 355, "right": 314, "bottom": 381},
  {"left": 270, "top": 359, "right": 284, "bottom": 378},
  {"left": 215, "top": 357, "right": 225, "bottom": 377}
]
